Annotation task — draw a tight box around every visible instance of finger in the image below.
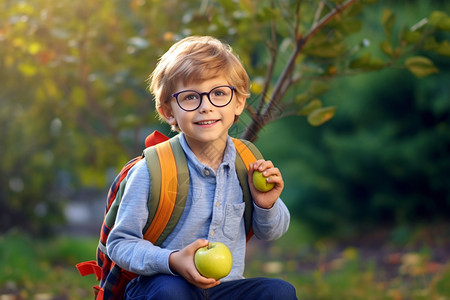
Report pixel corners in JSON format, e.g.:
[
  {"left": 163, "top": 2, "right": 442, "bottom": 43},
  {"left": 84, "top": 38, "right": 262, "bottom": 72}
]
[
  {"left": 262, "top": 167, "right": 281, "bottom": 178},
  {"left": 249, "top": 159, "right": 266, "bottom": 171},
  {"left": 256, "top": 160, "right": 274, "bottom": 172},
  {"left": 190, "top": 273, "right": 220, "bottom": 289},
  {"left": 267, "top": 174, "right": 284, "bottom": 189}
]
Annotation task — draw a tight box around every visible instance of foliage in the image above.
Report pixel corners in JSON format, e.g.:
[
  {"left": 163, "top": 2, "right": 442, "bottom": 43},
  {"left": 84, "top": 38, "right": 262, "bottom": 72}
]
[
  {"left": 1, "top": 226, "right": 450, "bottom": 299},
  {"left": 0, "top": 232, "right": 97, "bottom": 299},
  {"left": 1, "top": 0, "right": 449, "bottom": 235},
  {"left": 257, "top": 67, "right": 450, "bottom": 237}
]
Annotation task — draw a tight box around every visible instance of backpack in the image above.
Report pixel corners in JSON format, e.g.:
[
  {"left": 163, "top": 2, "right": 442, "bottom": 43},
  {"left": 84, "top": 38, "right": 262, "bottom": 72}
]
[{"left": 76, "top": 130, "right": 263, "bottom": 300}]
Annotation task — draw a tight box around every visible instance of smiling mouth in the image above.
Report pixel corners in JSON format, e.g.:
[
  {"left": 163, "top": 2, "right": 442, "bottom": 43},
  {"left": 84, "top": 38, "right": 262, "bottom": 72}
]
[{"left": 196, "top": 120, "right": 218, "bottom": 125}]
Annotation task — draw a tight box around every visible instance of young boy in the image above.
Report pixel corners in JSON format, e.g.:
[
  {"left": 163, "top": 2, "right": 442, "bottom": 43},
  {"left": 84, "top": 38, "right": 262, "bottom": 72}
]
[{"left": 107, "top": 36, "right": 297, "bottom": 299}]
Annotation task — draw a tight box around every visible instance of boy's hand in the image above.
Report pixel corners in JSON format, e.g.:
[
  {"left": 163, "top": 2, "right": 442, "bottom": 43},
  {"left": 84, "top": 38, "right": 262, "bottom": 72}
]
[
  {"left": 169, "top": 239, "right": 220, "bottom": 289},
  {"left": 249, "top": 160, "right": 284, "bottom": 209}
]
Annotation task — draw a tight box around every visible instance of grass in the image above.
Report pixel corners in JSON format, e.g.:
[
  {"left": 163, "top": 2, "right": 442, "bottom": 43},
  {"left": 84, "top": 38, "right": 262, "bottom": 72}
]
[
  {"left": 245, "top": 220, "right": 450, "bottom": 299},
  {"left": 0, "top": 232, "right": 97, "bottom": 300},
  {"left": 1, "top": 222, "right": 450, "bottom": 299}
]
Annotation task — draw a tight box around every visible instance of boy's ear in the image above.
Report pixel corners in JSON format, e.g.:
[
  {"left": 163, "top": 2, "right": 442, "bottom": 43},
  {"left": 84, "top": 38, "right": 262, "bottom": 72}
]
[
  {"left": 234, "top": 95, "right": 246, "bottom": 116},
  {"left": 158, "top": 106, "right": 176, "bottom": 125}
]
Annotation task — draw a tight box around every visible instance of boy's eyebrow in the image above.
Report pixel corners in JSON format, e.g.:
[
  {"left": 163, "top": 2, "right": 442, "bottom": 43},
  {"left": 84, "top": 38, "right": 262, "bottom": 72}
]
[{"left": 179, "top": 82, "right": 231, "bottom": 91}]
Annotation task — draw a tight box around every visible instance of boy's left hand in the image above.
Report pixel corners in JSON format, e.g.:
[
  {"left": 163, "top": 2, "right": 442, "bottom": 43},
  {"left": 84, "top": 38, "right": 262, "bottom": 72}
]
[{"left": 248, "top": 160, "right": 284, "bottom": 209}]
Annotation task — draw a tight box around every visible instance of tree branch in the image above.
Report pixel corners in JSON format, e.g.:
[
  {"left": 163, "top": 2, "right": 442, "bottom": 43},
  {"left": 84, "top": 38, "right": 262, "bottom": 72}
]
[
  {"left": 256, "top": 11, "right": 278, "bottom": 117},
  {"left": 241, "top": 0, "right": 357, "bottom": 142}
]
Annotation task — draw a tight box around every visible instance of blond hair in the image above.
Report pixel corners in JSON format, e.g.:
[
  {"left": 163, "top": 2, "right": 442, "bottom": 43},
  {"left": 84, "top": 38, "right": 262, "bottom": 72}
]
[{"left": 149, "top": 36, "right": 250, "bottom": 129}]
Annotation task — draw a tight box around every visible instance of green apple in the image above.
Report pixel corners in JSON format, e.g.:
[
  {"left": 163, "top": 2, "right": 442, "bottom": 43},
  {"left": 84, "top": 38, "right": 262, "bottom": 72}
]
[
  {"left": 252, "top": 170, "right": 275, "bottom": 192},
  {"left": 194, "top": 242, "right": 232, "bottom": 280}
]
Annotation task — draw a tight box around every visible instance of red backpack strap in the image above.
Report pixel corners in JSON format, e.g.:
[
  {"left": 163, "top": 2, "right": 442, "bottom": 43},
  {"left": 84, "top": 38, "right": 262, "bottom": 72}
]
[{"left": 76, "top": 260, "right": 102, "bottom": 281}]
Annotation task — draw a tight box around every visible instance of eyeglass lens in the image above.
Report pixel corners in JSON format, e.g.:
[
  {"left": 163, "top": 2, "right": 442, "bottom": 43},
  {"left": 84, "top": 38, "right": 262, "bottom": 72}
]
[{"left": 175, "top": 86, "right": 233, "bottom": 111}]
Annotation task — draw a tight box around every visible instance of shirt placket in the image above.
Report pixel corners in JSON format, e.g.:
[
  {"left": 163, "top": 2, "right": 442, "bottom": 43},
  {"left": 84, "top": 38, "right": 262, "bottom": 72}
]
[{"left": 208, "top": 166, "right": 225, "bottom": 241}]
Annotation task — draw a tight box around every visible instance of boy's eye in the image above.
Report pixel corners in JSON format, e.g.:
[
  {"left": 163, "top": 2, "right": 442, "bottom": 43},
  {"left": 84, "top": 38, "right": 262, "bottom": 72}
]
[
  {"left": 213, "top": 90, "right": 225, "bottom": 97},
  {"left": 181, "top": 92, "right": 199, "bottom": 101}
]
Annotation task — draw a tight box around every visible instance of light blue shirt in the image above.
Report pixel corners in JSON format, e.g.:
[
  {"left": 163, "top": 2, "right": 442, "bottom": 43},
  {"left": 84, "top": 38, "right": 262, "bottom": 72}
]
[{"left": 107, "top": 133, "right": 290, "bottom": 281}]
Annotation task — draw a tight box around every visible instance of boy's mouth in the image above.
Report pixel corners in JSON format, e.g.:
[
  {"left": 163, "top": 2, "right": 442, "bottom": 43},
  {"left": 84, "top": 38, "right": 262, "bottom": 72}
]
[{"left": 196, "top": 120, "right": 219, "bottom": 125}]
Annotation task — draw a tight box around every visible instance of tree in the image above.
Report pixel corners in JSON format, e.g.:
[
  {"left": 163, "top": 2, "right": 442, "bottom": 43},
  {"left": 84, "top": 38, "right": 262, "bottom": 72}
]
[{"left": 0, "top": 0, "right": 449, "bottom": 234}]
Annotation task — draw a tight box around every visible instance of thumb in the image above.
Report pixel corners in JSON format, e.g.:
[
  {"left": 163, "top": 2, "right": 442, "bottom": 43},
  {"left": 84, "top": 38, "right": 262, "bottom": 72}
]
[
  {"left": 190, "top": 239, "right": 209, "bottom": 252},
  {"left": 196, "top": 239, "right": 209, "bottom": 247}
]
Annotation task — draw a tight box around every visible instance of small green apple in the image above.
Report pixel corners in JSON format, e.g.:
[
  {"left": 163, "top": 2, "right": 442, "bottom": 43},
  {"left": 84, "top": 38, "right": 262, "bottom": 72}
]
[
  {"left": 194, "top": 242, "right": 232, "bottom": 280},
  {"left": 252, "top": 170, "right": 275, "bottom": 192}
]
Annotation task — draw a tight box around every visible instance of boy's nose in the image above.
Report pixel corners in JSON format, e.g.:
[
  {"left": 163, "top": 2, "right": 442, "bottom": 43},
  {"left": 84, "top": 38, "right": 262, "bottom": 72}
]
[{"left": 198, "top": 94, "right": 213, "bottom": 112}]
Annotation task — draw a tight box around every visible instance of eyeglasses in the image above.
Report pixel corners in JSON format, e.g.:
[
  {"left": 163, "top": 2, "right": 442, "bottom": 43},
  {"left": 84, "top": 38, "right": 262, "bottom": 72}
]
[{"left": 171, "top": 85, "right": 235, "bottom": 111}]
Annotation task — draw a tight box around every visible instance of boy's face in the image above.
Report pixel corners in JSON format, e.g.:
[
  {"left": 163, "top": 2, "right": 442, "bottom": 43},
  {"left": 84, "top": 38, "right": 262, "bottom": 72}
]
[{"left": 159, "top": 76, "right": 245, "bottom": 148}]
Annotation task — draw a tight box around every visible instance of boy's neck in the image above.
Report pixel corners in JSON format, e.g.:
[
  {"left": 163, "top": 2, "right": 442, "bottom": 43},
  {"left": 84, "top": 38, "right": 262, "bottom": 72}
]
[{"left": 186, "top": 137, "right": 227, "bottom": 172}]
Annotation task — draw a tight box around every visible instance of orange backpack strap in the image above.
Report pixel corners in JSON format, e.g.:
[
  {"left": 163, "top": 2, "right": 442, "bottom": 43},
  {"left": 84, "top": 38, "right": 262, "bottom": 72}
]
[
  {"left": 232, "top": 138, "right": 263, "bottom": 241},
  {"left": 142, "top": 135, "right": 189, "bottom": 246},
  {"left": 140, "top": 135, "right": 261, "bottom": 245}
]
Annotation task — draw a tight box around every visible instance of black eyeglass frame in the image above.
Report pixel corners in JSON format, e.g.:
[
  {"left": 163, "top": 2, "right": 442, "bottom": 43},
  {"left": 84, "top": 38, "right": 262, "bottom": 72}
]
[{"left": 171, "top": 85, "right": 235, "bottom": 112}]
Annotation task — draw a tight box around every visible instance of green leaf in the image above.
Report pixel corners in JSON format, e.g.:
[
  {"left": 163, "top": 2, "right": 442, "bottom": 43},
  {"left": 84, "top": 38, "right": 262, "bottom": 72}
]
[
  {"left": 349, "top": 53, "right": 371, "bottom": 69},
  {"left": 424, "top": 37, "right": 439, "bottom": 51},
  {"left": 405, "top": 56, "right": 439, "bottom": 78},
  {"left": 307, "top": 107, "right": 337, "bottom": 126},
  {"left": 336, "top": 19, "right": 363, "bottom": 35},
  {"left": 380, "top": 40, "right": 394, "bottom": 57},
  {"left": 429, "top": 11, "right": 450, "bottom": 31},
  {"left": 350, "top": 53, "right": 386, "bottom": 70},
  {"left": 70, "top": 87, "right": 87, "bottom": 107},
  {"left": 295, "top": 93, "right": 310, "bottom": 105},
  {"left": 306, "top": 42, "right": 347, "bottom": 58},
  {"left": 381, "top": 9, "right": 396, "bottom": 37},
  {"left": 425, "top": 39, "right": 450, "bottom": 57},
  {"left": 18, "top": 63, "right": 37, "bottom": 77},
  {"left": 434, "top": 40, "right": 450, "bottom": 57},
  {"left": 298, "top": 99, "right": 323, "bottom": 116},
  {"left": 256, "top": 6, "right": 281, "bottom": 22},
  {"left": 309, "top": 81, "right": 330, "bottom": 96},
  {"left": 402, "top": 30, "right": 422, "bottom": 45}
]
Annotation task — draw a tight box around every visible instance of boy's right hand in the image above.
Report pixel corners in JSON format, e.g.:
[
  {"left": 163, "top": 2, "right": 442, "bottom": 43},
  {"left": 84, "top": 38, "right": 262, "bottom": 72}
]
[{"left": 169, "top": 239, "right": 221, "bottom": 289}]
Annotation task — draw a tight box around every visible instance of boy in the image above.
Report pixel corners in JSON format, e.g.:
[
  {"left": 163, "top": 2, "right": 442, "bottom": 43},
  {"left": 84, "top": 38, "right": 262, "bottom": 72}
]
[{"left": 107, "top": 36, "right": 297, "bottom": 299}]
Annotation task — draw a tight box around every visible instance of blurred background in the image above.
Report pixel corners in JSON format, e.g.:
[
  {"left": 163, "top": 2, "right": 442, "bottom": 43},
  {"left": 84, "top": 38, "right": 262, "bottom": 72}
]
[{"left": 1, "top": 0, "right": 449, "bottom": 299}]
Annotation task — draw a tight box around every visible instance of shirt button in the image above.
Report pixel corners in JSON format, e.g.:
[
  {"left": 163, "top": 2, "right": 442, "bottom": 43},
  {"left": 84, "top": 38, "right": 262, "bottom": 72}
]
[
  {"left": 216, "top": 201, "right": 220, "bottom": 207},
  {"left": 211, "top": 230, "right": 215, "bottom": 236},
  {"left": 204, "top": 169, "right": 210, "bottom": 176}
]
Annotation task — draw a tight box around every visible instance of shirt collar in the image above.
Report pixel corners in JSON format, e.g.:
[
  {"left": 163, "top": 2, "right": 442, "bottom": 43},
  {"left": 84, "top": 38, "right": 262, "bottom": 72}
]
[{"left": 178, "top": 133, "right": 236, "bottom": 177}]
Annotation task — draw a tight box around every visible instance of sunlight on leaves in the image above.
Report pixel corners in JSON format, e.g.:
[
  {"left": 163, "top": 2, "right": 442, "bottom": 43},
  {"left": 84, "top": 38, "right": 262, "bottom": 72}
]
[
  {"left": 307, "top": 106, "right": 337, "bottom": 126},
  {"left": 380, "top": 40, "right": 394, "bottom": 56},
  {"left": 350, "top": 53, "right": 386, "bottom": 70},
  {"left": 429, "top": 11, "right": 450, "bottom": 31},
  {"left": 381, "top": 9, "right": 396, "bottom": 37},
  {"left": 309, "top": 81, "right": 330, "bottom": 96},
  {"left": 298, "top": 99, "right": 322, "bottom": 116},
  {"left": 18, "top": 63, "right": 37, "bottom": 77},
  {"left": 250, "top": 77, "right": 265, "bottom": 95},
  {"left": 405, "top": 56, "right": 439, "bottom": 77}
]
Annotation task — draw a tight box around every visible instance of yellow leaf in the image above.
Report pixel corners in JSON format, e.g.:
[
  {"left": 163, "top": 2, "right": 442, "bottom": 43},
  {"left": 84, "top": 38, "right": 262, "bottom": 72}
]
[
  {"left": 380, "top": 40, "right": 393, "bottom": 56},
  {"left": 250, "top": 77, "right": 265, "bottom": 94},
  {"left": 298, "top": 99, "right": 322, "bottom": 116},
  {"left": 382, "top": 9, "right": 396, "bottom": 36},
  {"left": 28, "top": 42, "right": 42, "bottom": 55},
  {"left": 405, "top": 56, "right": 439, "bottom": 77},
  {"left": 70, "top": 87, "right": 87, "bottom": 107},
  {"left": 18, "top": 63, "right": 37, "bottom": 77},
  {"left": 307, "top": 107, "right": 336, "bottom": 126},
  {"left": 309, "top": 81, "right": 330, "bottom": 96}
]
